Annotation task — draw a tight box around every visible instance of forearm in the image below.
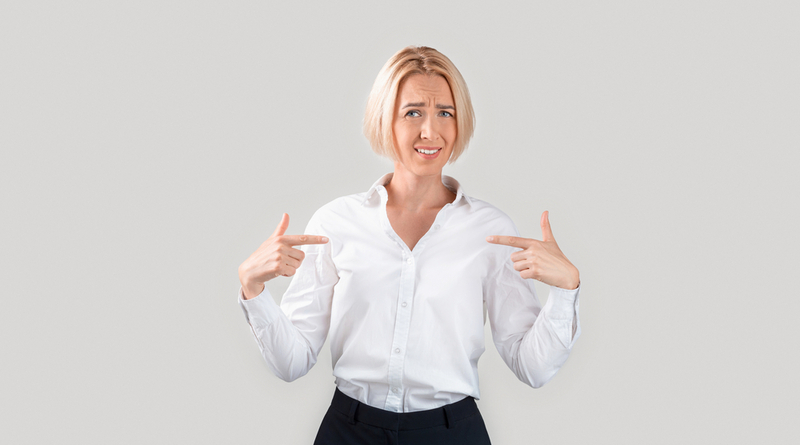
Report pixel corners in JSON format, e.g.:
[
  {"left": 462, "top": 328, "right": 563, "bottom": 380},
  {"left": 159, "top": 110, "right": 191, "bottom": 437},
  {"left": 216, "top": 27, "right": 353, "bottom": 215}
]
[
  {"left": 238, "top": 286, "right": 319, "bottom": 382},
  {"left": 510, "top": 285, "right": 581, "bottom": 388}
]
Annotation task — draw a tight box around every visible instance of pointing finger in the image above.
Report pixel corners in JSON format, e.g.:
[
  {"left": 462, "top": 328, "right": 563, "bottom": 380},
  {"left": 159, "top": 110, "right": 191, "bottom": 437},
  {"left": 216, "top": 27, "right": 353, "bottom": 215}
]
[
  {"left": 486, "top": 235, "right": 534, "bottom": 248},
  {"left": 281, "top": 234, "right": 329, "bottom": 246},
  {"left": 271, "top": 213, "right": 290, "bottom": 238},
  {"left": 540, "top": 211, "right": 555, "bottom": 242}
]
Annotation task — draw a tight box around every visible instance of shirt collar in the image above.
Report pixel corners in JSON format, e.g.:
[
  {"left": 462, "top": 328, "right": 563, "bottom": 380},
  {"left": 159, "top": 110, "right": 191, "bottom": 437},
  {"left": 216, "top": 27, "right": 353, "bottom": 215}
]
[{"left": 361, "top": 173, "right": 472, "bottom": 206}]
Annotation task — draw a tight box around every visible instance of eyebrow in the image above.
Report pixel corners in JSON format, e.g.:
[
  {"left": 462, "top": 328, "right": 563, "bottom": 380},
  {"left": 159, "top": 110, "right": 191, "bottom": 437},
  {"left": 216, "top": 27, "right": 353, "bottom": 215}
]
[{"left": 401, "top": 102, "right": 455, "bottom": 110}]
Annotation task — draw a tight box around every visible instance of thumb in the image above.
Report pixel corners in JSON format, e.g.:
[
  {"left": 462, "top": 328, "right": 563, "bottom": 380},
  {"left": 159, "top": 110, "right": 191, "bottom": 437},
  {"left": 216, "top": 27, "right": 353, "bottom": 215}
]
[
  {"left": 271, "top": 213, "right": 290, "bottom": 238},
  {"left": 540, "top": 210, "right": 555, "bottom": 242}
]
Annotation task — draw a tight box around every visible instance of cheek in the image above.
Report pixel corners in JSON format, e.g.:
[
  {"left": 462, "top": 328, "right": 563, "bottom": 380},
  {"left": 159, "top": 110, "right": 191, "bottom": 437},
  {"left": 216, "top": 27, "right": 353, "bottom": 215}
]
[
  {"left": 392, "top": 123, "right": 404, "bottom": 144},
  {"left": 395, "top": 123, "right": 416, "bottom": 144},
  {"left": 445, "top": 122, "right": 458, "bottom": 144}
]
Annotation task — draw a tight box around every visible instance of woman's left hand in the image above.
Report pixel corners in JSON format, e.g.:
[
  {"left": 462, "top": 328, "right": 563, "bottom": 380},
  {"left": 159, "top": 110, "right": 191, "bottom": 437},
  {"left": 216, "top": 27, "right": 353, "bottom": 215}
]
[{"left": 487, "top": 211, "right": 580, "bottom": 290}]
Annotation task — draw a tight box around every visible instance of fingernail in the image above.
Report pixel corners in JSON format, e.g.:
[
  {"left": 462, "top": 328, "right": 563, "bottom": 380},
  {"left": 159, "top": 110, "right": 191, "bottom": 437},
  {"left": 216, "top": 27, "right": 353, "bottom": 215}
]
[
  {"left": 486, "top": 236, "right": 494, "bottom": 242},
  {"left": 321, "top": 237, "right": 329, "bottom": 243}
]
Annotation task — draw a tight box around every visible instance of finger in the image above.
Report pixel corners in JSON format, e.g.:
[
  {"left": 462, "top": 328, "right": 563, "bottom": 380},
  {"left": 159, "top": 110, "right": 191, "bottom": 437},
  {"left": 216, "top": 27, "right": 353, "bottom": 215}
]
[
  {"left": 520, "top": 269, "right": 538, "bottom": 280},
  {"left": 281, "top": 257, "right": 304, "bottom": 276},
  {"left": 286, "top": 247, "right": 305, "bottom": 262},
  {"left": 283, "top": 256, "right": 301, "bottom": 270},
  {"left": 486, "top": 235, "right": 534, "bottom": 248},
  {"left": 273, "top": 260, "right": 299, "bottom": 278},
  {"left": 271, "top": 213, "right": 290, "bottom": 238},
  {"left": 510, "top": 249, "right": 537, "bottom": 262},
  {"left": 276, "top": 266, "right": 294, "bottom": 278},
  {"left": 513, "top": 260, "right": 532, "bottom": 272},
  {"left": 281, "top": 234, "right": 329, "bottom": 246},
  {"left": 540, "top": 211, "right": 555, "bottom": 242}
]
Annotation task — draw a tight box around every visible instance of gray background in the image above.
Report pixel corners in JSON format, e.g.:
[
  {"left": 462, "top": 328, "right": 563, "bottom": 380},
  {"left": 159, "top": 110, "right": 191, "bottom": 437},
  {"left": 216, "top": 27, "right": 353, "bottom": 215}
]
[{"left": 1, "top": 1, "right": 798, "bottom": 444}]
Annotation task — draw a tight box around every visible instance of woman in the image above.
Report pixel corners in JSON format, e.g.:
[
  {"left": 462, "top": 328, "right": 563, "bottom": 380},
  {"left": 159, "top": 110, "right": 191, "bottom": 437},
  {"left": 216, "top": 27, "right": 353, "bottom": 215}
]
[{"left": 237, "top": 46, "right": 581, "bottom": 444}]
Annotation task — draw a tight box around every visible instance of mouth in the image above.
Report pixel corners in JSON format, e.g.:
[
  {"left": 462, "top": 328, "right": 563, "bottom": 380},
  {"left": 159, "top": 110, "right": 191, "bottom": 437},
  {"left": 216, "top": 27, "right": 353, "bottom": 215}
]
[{"left": 414, "top": 147, "right": 442, "bottom": 159}]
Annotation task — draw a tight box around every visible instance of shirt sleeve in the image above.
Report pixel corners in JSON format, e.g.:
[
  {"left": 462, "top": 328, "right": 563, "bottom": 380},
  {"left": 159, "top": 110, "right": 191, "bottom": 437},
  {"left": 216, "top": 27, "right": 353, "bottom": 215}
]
[
  {"left": 237, "top": 212, "right": 339, "bottom": 382},
  {"left": 484, "top": 230, "right": 581, "bottom": 389}
]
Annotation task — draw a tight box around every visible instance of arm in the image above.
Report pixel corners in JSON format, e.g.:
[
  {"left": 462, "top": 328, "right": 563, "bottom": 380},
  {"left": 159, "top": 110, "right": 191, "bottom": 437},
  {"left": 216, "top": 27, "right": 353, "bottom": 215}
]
[
  {"left": 237, "top": 213, "right": 338, "bottom": 382},
  {"left": 486, "top": 211, "right": 581, "bottom": 388},
  {"left": 485, "top": 267, "right": 580, "bottom": 388}
]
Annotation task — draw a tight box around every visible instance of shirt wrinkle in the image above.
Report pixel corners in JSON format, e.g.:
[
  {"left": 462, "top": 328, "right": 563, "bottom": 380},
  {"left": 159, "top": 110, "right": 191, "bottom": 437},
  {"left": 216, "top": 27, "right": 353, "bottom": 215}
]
[{"left": 239, "top": 173, "right": 580, "bottom": 412}]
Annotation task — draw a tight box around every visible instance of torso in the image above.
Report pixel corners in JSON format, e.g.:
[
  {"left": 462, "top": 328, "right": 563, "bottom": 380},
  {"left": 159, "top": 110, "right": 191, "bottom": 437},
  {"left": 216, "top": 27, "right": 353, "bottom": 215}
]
[{"left": 318, "top": 181, "right": 523, "bottom": 411}]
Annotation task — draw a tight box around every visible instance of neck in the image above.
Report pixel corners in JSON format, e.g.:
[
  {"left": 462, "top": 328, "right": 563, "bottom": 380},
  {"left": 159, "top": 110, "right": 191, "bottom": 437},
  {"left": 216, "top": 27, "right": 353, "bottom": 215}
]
[{"left": 385, "top": 163, "right": 455, "bottom": 212}]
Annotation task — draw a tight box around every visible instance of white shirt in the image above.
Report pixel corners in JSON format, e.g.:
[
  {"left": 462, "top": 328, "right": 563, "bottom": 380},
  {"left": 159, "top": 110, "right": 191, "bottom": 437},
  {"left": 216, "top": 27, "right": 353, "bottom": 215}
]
[{"left": 239, "top": 173, "right": 581, "bottom": 413}]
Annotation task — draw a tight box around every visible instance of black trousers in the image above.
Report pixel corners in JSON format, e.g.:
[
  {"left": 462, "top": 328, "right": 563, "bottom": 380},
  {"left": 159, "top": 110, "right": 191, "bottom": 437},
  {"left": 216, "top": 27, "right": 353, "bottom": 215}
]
[{"left": 313, "top": 388, "right": 492, "bottom": 445}]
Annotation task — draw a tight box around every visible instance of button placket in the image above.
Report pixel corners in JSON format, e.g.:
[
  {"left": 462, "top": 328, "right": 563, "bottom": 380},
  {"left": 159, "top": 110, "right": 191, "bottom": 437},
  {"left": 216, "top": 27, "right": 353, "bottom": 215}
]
[
  {"left": 384, "top": 247, "right": 415, "bottom": 412},
  {"left": 377, "top": 188, "right": 416, "bottom": 412},
  {"left": 378, "top": 186, "right": 453, "bottom": 412}
]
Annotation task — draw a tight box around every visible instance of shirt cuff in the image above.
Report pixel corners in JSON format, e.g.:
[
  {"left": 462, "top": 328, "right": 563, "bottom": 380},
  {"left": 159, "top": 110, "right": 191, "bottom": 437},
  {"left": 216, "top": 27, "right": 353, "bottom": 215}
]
[
  {"left": 545, "top": 283, "right": 580, "bottom": 319},
  {"left": 238, "top": 285, "right": 283, "bottom": 328}
]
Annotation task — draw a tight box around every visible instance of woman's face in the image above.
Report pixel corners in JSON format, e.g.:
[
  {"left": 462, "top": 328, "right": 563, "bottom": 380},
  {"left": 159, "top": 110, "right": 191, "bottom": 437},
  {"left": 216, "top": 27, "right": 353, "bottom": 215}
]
[{"left": 392, "top": 74, "right": 457, "bottom": 178}]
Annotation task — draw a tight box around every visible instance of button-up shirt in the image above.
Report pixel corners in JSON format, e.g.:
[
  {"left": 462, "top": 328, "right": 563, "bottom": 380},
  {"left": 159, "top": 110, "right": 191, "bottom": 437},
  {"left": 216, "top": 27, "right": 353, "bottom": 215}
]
[{"left": 239, "top": 173, "right": 581, "bottom": 412}]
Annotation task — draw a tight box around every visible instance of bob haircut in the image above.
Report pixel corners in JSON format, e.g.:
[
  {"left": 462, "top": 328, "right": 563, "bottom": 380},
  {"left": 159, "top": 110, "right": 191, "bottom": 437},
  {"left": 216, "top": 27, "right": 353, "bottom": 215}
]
[{"left": 364, "top": 46, "right": 475, "bottom": 163}]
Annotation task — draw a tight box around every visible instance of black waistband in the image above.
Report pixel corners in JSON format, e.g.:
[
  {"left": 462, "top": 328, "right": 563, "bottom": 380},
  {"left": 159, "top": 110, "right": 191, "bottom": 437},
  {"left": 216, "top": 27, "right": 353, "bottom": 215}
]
[{"left": 330, "top": 388, "right": 480, "bottom": 431}]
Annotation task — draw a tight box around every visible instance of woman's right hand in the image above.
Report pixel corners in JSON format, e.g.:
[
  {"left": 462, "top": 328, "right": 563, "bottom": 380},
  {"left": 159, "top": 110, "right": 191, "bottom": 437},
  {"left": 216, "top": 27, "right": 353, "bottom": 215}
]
[{"left": 238, "top": 213, "right": 329, "bottom": 300}]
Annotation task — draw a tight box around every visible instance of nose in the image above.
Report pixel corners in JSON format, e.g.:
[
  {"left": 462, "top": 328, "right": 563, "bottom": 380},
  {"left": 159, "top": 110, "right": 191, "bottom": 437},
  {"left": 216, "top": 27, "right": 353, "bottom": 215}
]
[{"left": 420, "top": 114, "right": 439, "bottom": 141}]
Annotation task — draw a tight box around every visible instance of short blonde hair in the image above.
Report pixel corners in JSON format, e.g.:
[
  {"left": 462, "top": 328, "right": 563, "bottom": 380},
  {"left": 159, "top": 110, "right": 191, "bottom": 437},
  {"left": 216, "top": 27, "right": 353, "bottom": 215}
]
[{"left": 363, "top": 46, "right": 475, "bottom": 163}]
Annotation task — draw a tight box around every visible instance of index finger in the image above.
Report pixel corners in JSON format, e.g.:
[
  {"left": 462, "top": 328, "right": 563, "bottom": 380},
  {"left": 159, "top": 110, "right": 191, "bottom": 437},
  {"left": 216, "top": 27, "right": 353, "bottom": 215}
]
[
  {"left": 281, "top": 234, "right": 329, "bottom": 246},
  {"left": 486, "top": 235, "right": 534, "bottom": 248}
]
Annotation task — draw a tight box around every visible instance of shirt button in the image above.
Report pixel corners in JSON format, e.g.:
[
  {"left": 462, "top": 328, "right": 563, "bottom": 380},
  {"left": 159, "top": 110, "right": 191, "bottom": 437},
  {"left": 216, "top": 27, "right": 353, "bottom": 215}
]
[
  {"left": 401, "top": 302, "right": 407, "bottom": 308},
  {"left": 392, "top": 387, "right": 399, "bottom": 393},
  {"left": 406, "top": 258, "right": 413, "bottom": 264},
  {"left": 394, "top": 348, "right": 401, "bottom": 353},
  {"left": 434, "top": 224, "right": 440, "bottom": 230}
]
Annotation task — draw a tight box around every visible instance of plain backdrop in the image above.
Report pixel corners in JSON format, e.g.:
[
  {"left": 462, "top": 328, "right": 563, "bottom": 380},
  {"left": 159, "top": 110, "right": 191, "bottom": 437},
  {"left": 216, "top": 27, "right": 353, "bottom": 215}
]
[{"left": 1, "top": 1, "right": 798, "bottom": 444}]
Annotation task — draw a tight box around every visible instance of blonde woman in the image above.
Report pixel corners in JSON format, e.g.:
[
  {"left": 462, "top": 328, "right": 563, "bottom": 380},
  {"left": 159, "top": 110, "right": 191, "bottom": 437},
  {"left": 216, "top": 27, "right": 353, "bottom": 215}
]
[{"left": 238, "top": 46, "right": 581, "bottom": 445}]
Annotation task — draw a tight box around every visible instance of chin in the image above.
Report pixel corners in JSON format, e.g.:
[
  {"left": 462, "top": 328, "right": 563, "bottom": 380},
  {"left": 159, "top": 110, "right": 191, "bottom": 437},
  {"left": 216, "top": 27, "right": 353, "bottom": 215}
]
[{"left": 395, "top": 152, "right": 451, "bottom": 177}]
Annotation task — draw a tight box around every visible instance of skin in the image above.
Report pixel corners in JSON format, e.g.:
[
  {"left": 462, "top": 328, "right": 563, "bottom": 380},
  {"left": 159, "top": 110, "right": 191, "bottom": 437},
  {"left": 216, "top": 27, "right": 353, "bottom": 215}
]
[
  {"left": 238, "top": 73, "right": 579, "bottom": 300},
  {"left": 239, "top": 213, "right": 328, "bottom": 300},
  {"left": 386, "top": 74, "right": 579, "bottom": 289},
  {"left": 385, "top": 74, "right": 458, "bottom": 251},
  {"left": 487, "top": 211, "right": 580, "bottom": 290}
]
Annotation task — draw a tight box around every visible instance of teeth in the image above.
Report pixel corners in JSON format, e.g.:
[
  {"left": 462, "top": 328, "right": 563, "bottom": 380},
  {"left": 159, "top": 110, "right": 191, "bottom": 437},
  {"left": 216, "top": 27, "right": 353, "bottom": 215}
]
[{"left": 416, "top": 148, "right": 439, "bottom": 155}]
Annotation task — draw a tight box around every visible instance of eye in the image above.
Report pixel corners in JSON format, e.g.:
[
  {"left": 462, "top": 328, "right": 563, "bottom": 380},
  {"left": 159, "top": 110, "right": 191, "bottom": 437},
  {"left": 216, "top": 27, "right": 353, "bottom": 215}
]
[
  {"left": 439, "top": 111, "right": 453, "bottom": 118},
  {"left": 405, "top": 110, "right": 421, "bottom": 117}
]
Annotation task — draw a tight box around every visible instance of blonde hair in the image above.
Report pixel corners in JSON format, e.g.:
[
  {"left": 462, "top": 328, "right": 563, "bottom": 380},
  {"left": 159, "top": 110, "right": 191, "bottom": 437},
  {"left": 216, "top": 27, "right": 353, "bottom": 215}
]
[{"left": 363, "top": 46, "right": 475, "bottom": 163}]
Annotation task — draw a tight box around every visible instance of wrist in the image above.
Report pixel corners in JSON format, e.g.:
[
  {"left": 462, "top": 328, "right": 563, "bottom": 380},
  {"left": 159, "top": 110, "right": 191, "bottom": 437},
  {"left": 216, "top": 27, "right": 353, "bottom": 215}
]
[
  {"left": 242, "top": 280, "right": 265, "bottom": 300},
  {"left": 562, "top": 269, "right": 580, "bottom": 290}
]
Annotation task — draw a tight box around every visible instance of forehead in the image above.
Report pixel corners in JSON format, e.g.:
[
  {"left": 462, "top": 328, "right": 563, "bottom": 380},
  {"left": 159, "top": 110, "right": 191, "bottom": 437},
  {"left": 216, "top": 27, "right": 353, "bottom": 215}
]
[{"left": 397, "top": 74, "right": 454, "bottom": 103}]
